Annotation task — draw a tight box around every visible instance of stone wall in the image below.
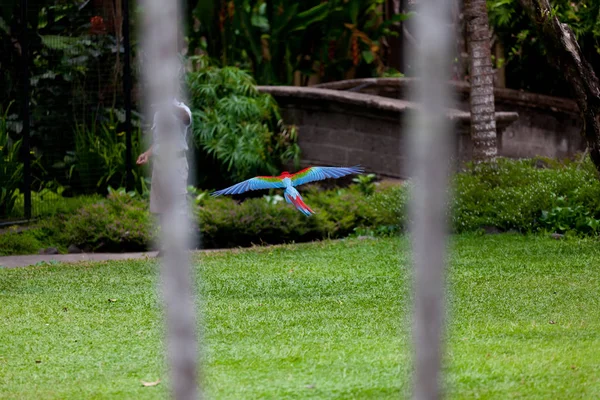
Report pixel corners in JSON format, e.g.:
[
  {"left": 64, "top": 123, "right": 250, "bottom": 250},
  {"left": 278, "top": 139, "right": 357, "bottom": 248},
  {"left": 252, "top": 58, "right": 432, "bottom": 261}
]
[
  {"left": 259, "top": 86, "right": 518, "bottom": 178},
  {"left": 316, "top": 78, "right": 583, "bottom": 159}
]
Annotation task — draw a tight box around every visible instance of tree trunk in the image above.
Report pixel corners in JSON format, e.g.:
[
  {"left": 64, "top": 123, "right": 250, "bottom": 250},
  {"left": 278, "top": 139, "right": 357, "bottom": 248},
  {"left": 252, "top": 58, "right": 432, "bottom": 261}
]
[
  {"left": 464, "top": 0, "right": 498, "bottom": 161},
  {"left": 518, "top": 0, "right": 600, "bottom": 175}
]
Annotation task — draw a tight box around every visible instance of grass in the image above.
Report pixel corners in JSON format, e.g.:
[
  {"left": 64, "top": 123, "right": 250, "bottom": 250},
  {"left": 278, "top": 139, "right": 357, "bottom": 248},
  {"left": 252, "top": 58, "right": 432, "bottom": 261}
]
[{"left": 1, "top": 235, "right": 600, "bottom": 398}]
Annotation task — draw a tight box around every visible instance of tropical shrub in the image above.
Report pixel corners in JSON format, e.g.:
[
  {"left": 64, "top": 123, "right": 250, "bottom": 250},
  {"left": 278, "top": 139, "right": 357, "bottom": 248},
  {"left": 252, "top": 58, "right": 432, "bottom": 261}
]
[
  {"left": 5, "top": 183, "right": 403, "bottom": 255},
  {"left": 451, "top": 157, "right": 600, "bottom": 233},
  {"left": 40, "top": 187, "right": 153, "bottom": 252},
  {"left": 8, "top": 157, "right": 600, "bottom": 256},
  {"left": 488, "top": 0, "right": 600, "bottom": 97},
  {"left": 1, "top": 1, "right": 133, "bottom": 199},
  {"left": 187, "top": 58, "right": 300, "bottom": 185},
  {"left": 189, "top": 0, "right": 410, "bottom": 85},
  {"left": 0, "top": 228, "right": 45, "bottom": 256},
  {"left": 62, "top": 109, "right": 147, "bottom": 195},
  {"left": 196, "top": 194, "right": 335, "bottom": 248}
]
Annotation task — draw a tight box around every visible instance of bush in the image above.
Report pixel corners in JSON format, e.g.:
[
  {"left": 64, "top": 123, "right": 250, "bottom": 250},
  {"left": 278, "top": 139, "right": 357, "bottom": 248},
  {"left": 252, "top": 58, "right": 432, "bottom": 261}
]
[
  {"left": 12, "top": 183, "right": 405, "bottom": 254},
  {"left": 196, "top": 195, "right": 334, "bottom": 248},
  {"left": 6, "top": 157, "right": 600, "bottom": 256},
  {"left": 41, "top": 188, "right": 153, "bottom": 252},
  {"left": 187, "top": 58, "right": 300, "bottom": 186},
  {"left": 0, "top": 228, "right": 45, "bottom": 256},
  {"left": 195, "top": 183, "right": 405, "bottom": 248},
  {"left": 452, "top": 157, "right": 600, "bottom": 234}
]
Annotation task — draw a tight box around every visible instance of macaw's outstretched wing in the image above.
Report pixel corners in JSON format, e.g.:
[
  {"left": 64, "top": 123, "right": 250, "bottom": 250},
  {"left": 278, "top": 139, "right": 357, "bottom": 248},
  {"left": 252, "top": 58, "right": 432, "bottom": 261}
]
[
  {"left": 290, "top": 166, "right": 364, "bottom": 187},
  {"left": 211, "top": 176, "right": 286, "bottom": 196}
]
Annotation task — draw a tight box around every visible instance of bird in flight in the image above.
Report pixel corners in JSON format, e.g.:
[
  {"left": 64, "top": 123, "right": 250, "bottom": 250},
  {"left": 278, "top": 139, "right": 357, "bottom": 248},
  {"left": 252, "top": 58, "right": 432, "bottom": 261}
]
[{"left": 211, "top": 166, "right": 364, "bottom": 216}]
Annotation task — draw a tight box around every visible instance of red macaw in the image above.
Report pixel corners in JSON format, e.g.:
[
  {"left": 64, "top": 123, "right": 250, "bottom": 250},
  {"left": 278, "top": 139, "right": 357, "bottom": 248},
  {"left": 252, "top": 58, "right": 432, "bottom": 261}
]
[{"left": 211, "top": 166, "right": 364, "bottom": 216}]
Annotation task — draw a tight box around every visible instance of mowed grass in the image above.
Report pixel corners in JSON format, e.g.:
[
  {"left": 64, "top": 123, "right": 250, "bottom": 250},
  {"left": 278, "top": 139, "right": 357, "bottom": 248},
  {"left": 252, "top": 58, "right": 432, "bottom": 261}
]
[{"left": 1, "top": 235, "right": 600, "bottom": 399}]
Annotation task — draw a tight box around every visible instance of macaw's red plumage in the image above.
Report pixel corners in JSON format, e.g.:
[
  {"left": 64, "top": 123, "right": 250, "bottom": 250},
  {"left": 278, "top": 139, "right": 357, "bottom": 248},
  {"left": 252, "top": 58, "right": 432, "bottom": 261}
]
[{"left": 211, "top": 165, "right": 364, "bottom": 216}]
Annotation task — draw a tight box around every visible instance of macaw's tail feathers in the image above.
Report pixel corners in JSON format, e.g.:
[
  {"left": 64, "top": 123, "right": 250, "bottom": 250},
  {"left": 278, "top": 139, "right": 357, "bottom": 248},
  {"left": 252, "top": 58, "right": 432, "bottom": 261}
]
[{"left": 284, "top": 190, "right": 314, "bottom": 216}]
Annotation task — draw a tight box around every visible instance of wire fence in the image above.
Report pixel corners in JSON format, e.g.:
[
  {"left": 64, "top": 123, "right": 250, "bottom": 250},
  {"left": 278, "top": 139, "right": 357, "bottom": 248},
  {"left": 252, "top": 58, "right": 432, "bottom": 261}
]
[{"left": 0, "top": 0, "right": 135, "bottom": 224}]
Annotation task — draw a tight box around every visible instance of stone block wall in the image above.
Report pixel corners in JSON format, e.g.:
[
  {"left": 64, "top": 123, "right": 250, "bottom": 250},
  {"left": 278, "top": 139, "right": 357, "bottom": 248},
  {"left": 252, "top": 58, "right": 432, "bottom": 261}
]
[
  {"left": 493, "top": 101, "right": 582, "bottom": 159},
  {"left": 283, "top": 106, "right": 406, "bottom": 176},
  {"left": 263, "top": 87, "right": 518, "bottom": 178},
  {"left": 316, "top": 78, "right": 584, "bottom": 159}
]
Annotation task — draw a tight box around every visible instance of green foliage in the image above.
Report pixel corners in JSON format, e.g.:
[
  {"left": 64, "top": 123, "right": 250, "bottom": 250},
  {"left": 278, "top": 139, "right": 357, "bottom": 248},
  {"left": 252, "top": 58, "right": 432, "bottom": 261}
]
[
  {"left": 452, "top": 157, "right": 600, "bottom": 234},
  {"left": 487, "top": 0, "right": 600, "bottom": 96},
  {"left": 352, "top": 173, "right": 377, "bottom": 196},
  {"left": 0, "top": 102, "right": 23, "bottom": 217},
  {"left": 196, "top": 195, "right": 335, "bottom": 248},
  {"left": 539, "top": 195, "right": 600, "bottom": 234},
  {"left": 64, "top": 109, "right": 146, "bottom": 195},
  {"left": 187, "top": 59, "right": 300, "bottom": 183},
  {"left": 26, "top": 4, "right": 127, "bottom": 146},
  {"left": 189, "top": 0, "right": 412, "bottom": 85},
  {"left": 0, "top": 228, "right": 45, "bottom": 256},
  {"left": 1, "top": 2, "right": 133, "bottom": 201},
  {"left": 40, "top": 188, "right": 153, "bottom": 252},
  {"left": 11, "top": 157, "right": 600, "bottom": 255},
  {"left": 1, "top": 183, "right": 403, "bottom": 254},
  {"left": 9, "top": 185, "right": 101, "bottom": 219}
]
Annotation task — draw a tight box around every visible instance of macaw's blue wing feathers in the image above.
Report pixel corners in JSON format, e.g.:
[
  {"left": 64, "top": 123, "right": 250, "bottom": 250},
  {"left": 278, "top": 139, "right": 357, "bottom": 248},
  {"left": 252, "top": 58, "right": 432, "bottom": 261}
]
[
  {"left": 290, "top": 165, "right": 364, "bottom": 187},
  {"left": 211, "top": 176, "right": 285, "bottom": 196}
]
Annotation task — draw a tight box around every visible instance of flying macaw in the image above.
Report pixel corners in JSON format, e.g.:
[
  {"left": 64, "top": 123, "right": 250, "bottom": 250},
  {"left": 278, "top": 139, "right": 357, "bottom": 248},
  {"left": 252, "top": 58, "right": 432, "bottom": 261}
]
[{"left": 211, "top": 166, "right": 364, "bottom": 216}]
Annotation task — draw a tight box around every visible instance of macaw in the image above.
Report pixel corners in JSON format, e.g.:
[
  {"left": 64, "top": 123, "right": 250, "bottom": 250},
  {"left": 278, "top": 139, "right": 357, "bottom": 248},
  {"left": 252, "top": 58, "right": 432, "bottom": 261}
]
[{"left": 211, "top": 166, "right": 364, "bottom": 216}]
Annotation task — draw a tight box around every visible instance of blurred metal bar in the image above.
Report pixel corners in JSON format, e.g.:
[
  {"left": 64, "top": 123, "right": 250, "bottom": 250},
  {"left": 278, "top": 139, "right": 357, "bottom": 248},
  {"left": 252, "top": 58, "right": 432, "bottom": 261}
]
[
  {"left": 139, "top": 0, "right": 200, "bottom": 399},
  {"left": 406, "top": 0, "right": 456, "bottom": 399},
  {"left": 122, "top": 0, "right": 133, "bottom": 192},
  {"left": 20, "top": 0, "right": 31, "bottom": 219}
]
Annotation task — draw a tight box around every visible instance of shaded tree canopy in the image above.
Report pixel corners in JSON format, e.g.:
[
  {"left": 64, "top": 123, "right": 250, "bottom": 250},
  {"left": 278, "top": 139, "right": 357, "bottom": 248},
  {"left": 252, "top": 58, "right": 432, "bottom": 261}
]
[{"left": 518, "top": 0, "right": 600, "bottom": 174}]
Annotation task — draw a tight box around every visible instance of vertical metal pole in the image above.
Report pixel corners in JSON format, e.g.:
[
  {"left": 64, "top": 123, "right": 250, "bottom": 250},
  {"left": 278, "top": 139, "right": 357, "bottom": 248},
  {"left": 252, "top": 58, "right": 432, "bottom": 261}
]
[
  {"left": 122, "top": 0, "right": 134, "bottom": 192},
  {"left": 140, "top": 0, "right": 200, "bottom": 399},
  {"left": 406, "top": 0, "right": 455, "bottom": 399},
  {"left": 21, "top": 0, "right": 31, "bottom": 219}
]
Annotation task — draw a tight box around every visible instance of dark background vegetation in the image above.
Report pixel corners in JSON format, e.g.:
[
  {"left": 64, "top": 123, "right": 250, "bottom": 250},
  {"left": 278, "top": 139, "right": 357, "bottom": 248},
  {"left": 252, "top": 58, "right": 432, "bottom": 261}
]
[{"left": 1, "top": 0, "right": 599, "bottom": 253}]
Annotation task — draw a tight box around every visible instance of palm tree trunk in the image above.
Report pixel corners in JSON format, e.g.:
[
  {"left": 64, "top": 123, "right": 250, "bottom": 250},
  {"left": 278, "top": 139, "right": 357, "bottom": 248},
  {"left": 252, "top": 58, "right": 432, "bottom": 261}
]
[{"left": 465, "top": 0, "right": 497, "bottom": 161}]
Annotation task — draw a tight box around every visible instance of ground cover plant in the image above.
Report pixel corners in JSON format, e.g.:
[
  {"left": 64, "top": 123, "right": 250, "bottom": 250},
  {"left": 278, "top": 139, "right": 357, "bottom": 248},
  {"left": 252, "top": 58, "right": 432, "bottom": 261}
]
[
  {"left": 3, "top": 157, "right": 600, "bottom": 256},
  {"left": 1, "top": 235, "right": 600, "bottom": 398}
]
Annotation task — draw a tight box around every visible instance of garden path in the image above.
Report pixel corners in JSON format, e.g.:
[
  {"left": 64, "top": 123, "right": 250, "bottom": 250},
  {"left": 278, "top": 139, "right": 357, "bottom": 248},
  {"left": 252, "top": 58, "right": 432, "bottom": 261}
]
[{"left": 0, "top": 251, "right": 161, "bottom": 268}]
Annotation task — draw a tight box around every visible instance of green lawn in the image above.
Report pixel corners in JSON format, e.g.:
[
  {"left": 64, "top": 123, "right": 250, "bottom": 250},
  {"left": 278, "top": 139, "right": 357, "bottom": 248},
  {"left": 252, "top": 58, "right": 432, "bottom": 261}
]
[{"left": 1, "top": 235, "right": 600, "bottom": 399}]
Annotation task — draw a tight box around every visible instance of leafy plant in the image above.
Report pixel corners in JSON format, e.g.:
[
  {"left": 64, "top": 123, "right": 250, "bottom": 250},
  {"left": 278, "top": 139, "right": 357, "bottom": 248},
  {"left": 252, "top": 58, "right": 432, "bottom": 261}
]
[
  {"left": 451, "top": 157, "right": 600, "bottom": 233},
  {"left": 64, "top": 109, "right": 145, "bottom": 195},
  {"left": 487, "top": 0, "right": 600, "bottom": 96},
  {"left": 41, "top": 188, "right": 153, "bottom": 252},
  {"left": 10, "top": 185, "right": 101, "bottom": 219},
  {"left": 2, "top": 2, "right": 133, "bottom": 198},
  {"left": 539, "top": 195, "right": 600, "bottom": 234},
  {"left": 14, "top": 157, "right": 600, "bottom": 256},
  {"left": 187, "top": 59, "right": 300, "bottom": 184},
  {"left": 0, "top": 228, "right": 45, "bottom": 256},
  {"left": 0, "top": 102, "right": 23, "bottom": 218},
  {"left": 187, "top": 185, "right": 210, "bottom": 207},
  {"left": 353, "top": 173, "right": 377, "bottom": 196},
  {"left": 189, "top": 0, "right": 412, "bottom": 85}
]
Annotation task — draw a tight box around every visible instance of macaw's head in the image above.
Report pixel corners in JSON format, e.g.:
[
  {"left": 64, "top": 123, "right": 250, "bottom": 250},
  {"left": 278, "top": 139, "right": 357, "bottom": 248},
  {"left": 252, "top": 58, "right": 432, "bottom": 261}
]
[{"left": 279, "top": 171, "right": 292, "bottom": 179}]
